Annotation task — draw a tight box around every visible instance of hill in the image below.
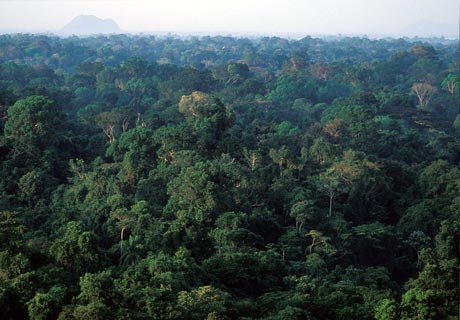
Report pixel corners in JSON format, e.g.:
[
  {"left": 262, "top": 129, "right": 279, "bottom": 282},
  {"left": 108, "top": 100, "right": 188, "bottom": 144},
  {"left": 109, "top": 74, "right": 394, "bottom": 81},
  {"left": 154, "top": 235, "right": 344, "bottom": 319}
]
[{"left": 58, "top": 15, "right": 121, "bottom": 36}]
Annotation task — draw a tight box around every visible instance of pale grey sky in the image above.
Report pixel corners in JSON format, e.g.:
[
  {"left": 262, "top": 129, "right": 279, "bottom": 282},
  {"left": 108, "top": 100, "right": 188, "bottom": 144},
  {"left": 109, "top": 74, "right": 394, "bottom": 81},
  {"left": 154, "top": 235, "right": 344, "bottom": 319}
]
[{"left": 0, "top": 0, "right": 458, "bottom": 37}]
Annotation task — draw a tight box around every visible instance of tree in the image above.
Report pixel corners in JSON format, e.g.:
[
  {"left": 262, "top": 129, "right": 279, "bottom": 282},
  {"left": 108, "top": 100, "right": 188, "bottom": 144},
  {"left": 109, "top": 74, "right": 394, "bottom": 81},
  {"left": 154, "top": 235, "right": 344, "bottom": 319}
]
[
  {"left": 399, "top": 220, "right": 460, "bottom": 320},
  {"left": 441, "top": 74, "right": 460, "bottom": 94},
  {"left": 453, "top": 115, "right": 460, "bottom": 131},
  {"left": 18, "top": 170, "right": 45, "bottom": 205},
  {"left": 119, "top": 235, "right": 145, "bottom": 265},
  {"left": 308, "top": 138, "right": 339, "bottom": 165},
  {"left": 290, "top": 200, "right": 315, "bottom": 232},
  {"left": 306, "top": 229, "right": 331, "bottom": 254},
  {"left": 242, "top": 148, "right": 261, "bottom": 172},
  {"left": 269, "top": 146, "right": 291, "bottom": 177},
  {"left": 203, "top": 251, "right": 266, "bottom": 296},
  {"left": 77, "top": 271, "right": 115, "bottom": 305},
  {"left": 95, "top": 109, "right": 130, "bottom": 143},
  {"left": 75, "top": 61, "right": 104, "bottom": 76},
  {"left": 50, "top": 221, "right": 103, "bottom": 274},
  {"left": 4, "top": 95, "right": 61, "bottom": 155},
  {"left": 178, "top": 91, "right": 230, "bottom": 149},
  {"left": 0, "top": 211, "right": 25, "bottom": 251},
  {"left": 317, "top": 167, "right": 342, "bottom": 217},
  {"left": 165, "top": 161, "right": 217, "bottom": 223},
  {"left": 374, "top": 298, "right": 398, "bottom": 320},
  {"left": 309, "top": 62, "right": 331, "bottom": 80},
  {"left": 27, "top": 286, "right": 66, "bottom": 320},
  {"left": 66, "top": 303, "right": 113, "bottom": 320},
  {"left": 226, "top": 62, "right": 250, "bottom": 85},
  {"left": 400, "top": 288, "right": 445, "bottom": 320},
  {"left": 209, "top": 211, "right": 262, "bottom": 252},
  {"left": 177, "top": 285, "right": 230, "bottom": 319},
  {"left": 404, "top": 231, "right": 431, "bottom": 264},
  {"left": 318, "top": 149, "right": 378, "bottom": 217},
  {"left": 411, "top": 83, "right": 437, "bottom": 108}
]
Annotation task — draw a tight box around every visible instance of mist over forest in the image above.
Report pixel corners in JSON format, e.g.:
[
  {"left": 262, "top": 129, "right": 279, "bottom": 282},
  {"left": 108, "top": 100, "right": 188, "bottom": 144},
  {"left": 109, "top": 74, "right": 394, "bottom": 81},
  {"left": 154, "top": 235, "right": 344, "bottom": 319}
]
[{"left": 0, "top": 31, "right": 459, "bottom": 320}]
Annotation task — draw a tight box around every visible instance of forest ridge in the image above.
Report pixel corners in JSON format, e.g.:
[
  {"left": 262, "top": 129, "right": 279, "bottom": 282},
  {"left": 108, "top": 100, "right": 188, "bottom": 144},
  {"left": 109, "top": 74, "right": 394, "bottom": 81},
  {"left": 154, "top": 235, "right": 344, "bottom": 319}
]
[{"left": 0, "top": 34, "right": 459, "bottom": 319}]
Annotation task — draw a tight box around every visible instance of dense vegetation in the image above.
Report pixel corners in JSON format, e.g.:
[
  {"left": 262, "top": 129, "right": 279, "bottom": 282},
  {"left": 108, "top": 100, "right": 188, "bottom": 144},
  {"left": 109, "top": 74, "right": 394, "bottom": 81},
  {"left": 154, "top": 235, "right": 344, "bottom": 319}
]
[{"left": 0, "top": 33, "right": 459, "bottom": 320}]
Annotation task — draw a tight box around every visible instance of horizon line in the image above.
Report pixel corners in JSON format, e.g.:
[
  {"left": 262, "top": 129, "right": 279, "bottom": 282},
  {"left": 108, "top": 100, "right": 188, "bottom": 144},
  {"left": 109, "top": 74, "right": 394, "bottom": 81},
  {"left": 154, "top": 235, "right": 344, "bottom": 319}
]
[{"left": 0, "top": 29, "right": 458, "bottom": 40}]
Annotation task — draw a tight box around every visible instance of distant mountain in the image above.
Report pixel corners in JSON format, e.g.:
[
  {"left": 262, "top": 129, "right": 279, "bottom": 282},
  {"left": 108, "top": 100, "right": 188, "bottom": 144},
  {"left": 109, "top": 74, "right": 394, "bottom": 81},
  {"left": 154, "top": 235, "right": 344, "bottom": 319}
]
[{"left": 58, "top": 15, "right": 121, "bottom": 36}]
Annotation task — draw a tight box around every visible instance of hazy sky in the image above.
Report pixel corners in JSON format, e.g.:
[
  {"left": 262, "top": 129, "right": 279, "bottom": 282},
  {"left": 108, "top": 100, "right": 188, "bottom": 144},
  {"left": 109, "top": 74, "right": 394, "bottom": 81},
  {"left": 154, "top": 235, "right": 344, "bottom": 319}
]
[{"left": 0, "top": 0, "right": 458, "bottom": 37}]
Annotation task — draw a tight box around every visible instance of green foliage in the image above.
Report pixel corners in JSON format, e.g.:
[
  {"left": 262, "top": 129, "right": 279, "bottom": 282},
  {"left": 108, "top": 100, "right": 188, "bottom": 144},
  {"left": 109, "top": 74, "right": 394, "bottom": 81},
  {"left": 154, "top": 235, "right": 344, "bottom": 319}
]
[
  {"left": 49, "top": 221, "right": 104, "bottom": 274},
  {"left": 4, "top": 96, "right": 61, "bottom": 152},
  {"left": 178, "top": 91, "right": 231, "bottom": 149},
  {"left": 453, "top": 114, "right": 460, "bottom": 131},
  {"left": 0, "top": 211, "right": 25, "bottom": 251},
  {"left": 0, "top": 33, "right": 458, "bottom": 320},
  {"left": 0, "top": 251, "right": 30, "bottom": 279},
  {"left": 27, "top": 286, "right": 66, "bottom": 320},
  {"left": 400, "top": 288, "right": 445, "bottom": 320},
  {"left": 374, "top": 298, "right": 398, "bottom": 320},
  {"left": 177, "top": 285, "right": 230, "bottom": 319}
]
